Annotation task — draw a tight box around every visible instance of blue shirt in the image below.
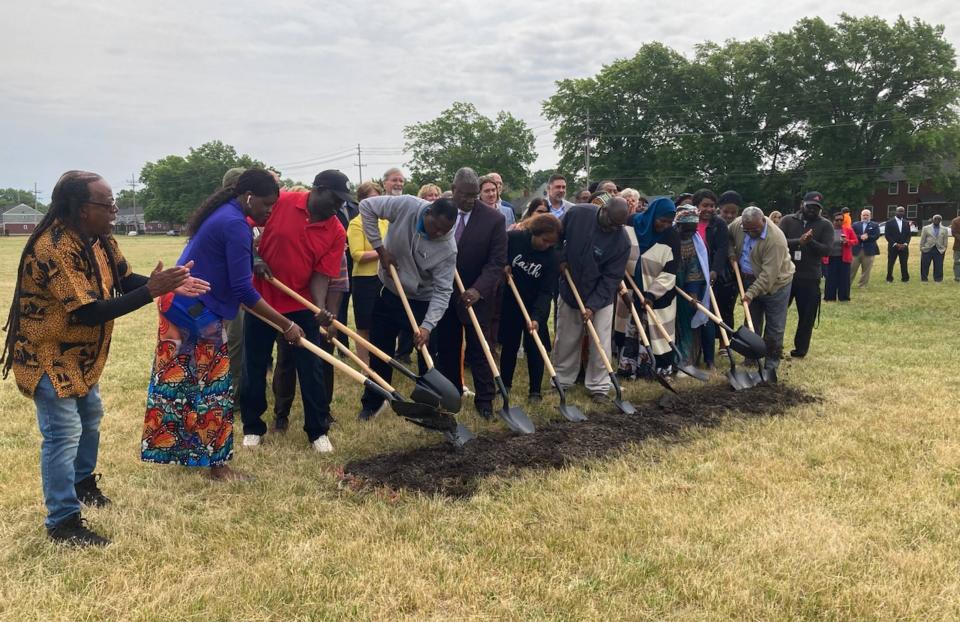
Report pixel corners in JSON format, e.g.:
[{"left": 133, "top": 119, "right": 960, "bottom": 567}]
[
  {"left": 178, "top": 199, "right": 261, "bottom": 320},
  {"left": 740, "top": 221, "right": 768, "bottom": 276}
]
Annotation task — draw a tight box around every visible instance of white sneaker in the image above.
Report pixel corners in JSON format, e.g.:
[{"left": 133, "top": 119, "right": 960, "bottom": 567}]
[
  {"left": 242, "top": 434, "right": 262, "bottom": 447},
  {"left": 312, "top": 435, "right": 334, "bottom": 453},
  {"left": 463, "top": 386, "right": 475, "bottom": 398}
]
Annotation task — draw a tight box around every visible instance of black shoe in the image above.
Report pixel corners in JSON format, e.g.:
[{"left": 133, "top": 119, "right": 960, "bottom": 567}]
[
  {"left": 527, "top": 393, "right": 542, "bottom": 403},
  {"left": 47, "top": 513, "right": 110, "bottom": 547},
  {"left": 273, "top": 416, "right": 289, "bottom": 432},
  {"left": 477, "top": 404, "right": 493, "bottom": 420},
  {"left": 789, "top": 350, "right": 806, "bottom": 358},
  {"left": 762, "top": 369, "right": 778, "bottom": 384},
  {"left": 75, "top": 474, "right": 111, "bottom": 508},
  {"left": 357, "top": 407, "right": 375, "bottom": 421},
  {"left": 886, "top": 277, "right": 894, "bottom": 282}
]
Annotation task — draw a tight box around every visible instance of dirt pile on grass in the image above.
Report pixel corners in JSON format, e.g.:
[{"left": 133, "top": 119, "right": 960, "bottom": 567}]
[{"left": 342, "top": 383, "right": 817, "bottom": 498}]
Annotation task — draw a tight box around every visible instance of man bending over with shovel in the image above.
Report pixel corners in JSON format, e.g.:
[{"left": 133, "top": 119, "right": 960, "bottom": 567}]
[
  {"left": 355, "top": 194, "right": 459, "bottom": 421},
  {"left": 727, "top": 206, "right": 795, "bottom": 384}
]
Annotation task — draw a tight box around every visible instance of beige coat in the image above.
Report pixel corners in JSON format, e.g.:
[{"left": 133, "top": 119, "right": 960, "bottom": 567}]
[
  {"left": 919, "top": 223, "right": 949, "bottom": 254},
  {"left": 727, "top": 216, "right": 794, "bottom": 300}
]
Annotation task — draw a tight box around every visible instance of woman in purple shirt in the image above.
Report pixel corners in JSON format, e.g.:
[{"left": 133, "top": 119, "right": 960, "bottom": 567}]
[{"left": 141, "top": 169, "right": 305, "bottom": 481}]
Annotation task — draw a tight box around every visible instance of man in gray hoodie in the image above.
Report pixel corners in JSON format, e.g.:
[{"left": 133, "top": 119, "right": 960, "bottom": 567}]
[{"left": 355, "top": 195, "right": 458, "bottom": 420}]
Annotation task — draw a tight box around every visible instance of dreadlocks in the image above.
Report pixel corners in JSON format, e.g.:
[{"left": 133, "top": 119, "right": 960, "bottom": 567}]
[{"left": 2, "top": 170, "right": 125, "bottom": 378}]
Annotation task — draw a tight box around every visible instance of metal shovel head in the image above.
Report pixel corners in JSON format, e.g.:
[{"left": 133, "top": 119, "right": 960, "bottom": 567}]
[
  {"left": 729, "top": 326, "right": 767, "bottom": 358},
  {"left": 416, "top": 368, "right": 462, "bottom": 413},
  {"left": 500, "top": 406, "right": 535, "bottom": 435},
  {"left": 730, "top": 367, "right": 760, "bottom": 390},
  {"left": 391, "top": 400, "right": 458, "bottom": 433},
  {"left": 551, "top": 377, "right": 587, "bottom": 422},
  {"left": 609, "top": 373, "right": 637, "bottom": 415},
  {"left": 676, "top": 362, "right": 711, "bottom": 382},
  {"left": 443, "top": 423, "right": 476, "bottom": 447}
]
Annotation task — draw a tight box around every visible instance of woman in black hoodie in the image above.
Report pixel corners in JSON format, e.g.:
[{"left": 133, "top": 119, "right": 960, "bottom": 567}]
[{"left": 498, "top": 214, "right": 562, "bottom": 400}]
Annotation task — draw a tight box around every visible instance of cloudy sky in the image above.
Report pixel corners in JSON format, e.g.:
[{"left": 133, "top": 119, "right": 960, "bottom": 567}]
[{"left": 2, "top": 0, "right": 958, "bottom": 198}]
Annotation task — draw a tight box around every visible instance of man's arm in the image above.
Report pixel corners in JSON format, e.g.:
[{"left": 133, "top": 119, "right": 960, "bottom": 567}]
[
  {"left": 422, "top": 253, "right": 455, "bottom": 332},
  {"left": 746, "top": 238, "right": 789, "bottom": 300},
  {"left": 586, "top": 241, "right": 630, "bottom": 312},
  {"left": 359, "top": 195, "right": 419, "bottom": 249},
  {"left": 866, "top": 223, "right": 880, "bottom": 242},
  {"left": 884, "top": 220, "right": 896, "bottom": 243},
  {"left": 807, "top": 220, "right": 833, "bottom": 256},
  {"left": 710, "top": 219, "right": 729, "bottom": 275}
]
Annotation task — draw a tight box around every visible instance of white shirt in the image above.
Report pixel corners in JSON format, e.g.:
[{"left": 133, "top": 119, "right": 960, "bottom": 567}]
[{"left": 896, "top": 216, "right": 904, "bottom": 232}]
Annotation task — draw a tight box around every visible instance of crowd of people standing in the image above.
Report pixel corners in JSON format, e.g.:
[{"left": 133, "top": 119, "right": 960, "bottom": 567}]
[{"left": 6, "top": 165, "right": 959, "bottom": 547}]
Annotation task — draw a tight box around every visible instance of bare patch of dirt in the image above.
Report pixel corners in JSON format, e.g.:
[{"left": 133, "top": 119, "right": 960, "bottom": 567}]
[{"left": 342, "top": 383, "right": 817, "bottom": 498}]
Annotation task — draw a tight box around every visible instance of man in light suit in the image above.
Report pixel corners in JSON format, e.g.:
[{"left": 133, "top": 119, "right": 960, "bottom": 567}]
[
  {"left": 884, "top": 206, "right": 912, "bottom": 282},
  {"left": 919, "top": 214, "right": 950, "bottom": 282},
  {"left": 850, "top": 208, "right": 881, "bottom": 287}
]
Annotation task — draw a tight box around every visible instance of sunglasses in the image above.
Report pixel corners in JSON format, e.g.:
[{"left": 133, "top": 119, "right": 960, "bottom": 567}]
[{"left": 87, "top": 199, "right": 117, "bottom": 209}]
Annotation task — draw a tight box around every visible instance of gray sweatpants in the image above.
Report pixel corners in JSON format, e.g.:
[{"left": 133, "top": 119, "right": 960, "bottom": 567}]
[{"left": 553, "top": 300, "right": 613, "bottom": 395}]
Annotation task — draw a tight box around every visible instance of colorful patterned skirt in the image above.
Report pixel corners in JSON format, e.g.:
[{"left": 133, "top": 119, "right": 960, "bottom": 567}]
[{"left": 141, "top": 294, "right": 234, "bottom": 467}]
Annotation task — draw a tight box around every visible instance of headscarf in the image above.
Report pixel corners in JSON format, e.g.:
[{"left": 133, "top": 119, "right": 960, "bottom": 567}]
[{"left": 632, "top": 196, "right": 677, "bottom": 254}]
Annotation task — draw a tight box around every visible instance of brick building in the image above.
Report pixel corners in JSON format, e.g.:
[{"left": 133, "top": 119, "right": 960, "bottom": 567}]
[{"left": 866, "top": 169, "right": 958, "bottom": 226}]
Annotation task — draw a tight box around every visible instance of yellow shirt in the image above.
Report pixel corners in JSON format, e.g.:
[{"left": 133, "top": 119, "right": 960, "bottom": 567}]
[
  {"left": 347, "top": 216, "right": 389, "bottom": 277},
  {"left": 12, "top": 221, "right": 132, "bottom": 397}
]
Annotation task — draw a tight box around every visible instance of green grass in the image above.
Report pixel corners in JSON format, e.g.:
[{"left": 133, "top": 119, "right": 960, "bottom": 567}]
[{"left": 0, "top": 235, "right": 958, "bottom": 620}]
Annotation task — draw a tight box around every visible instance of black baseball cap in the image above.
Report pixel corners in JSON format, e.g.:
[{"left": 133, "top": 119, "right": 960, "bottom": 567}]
[
  {"left": 313, "top": 170, "right": 352, "bottom": 203},
  {"left": 802, "top": 191, "right": 824, "bottom": 207}
]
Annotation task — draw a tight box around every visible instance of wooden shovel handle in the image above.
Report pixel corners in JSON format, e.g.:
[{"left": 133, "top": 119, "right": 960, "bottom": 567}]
[
  {"left": 244, "top": 306, "right": 375, "bottom": 388},
  {"left": 454, "top": 270, "right": 500, "bottom": 376},
  {"left": 673, "top": 286, "right": 726, "bottom": 326},
  {"left": 729, "top": 259, "right": 755, "bottom": 332},
  {"left": 622, "top": 272, "right": 655, "bottom": 349},
  {"left": 266, "top": 276, "right": 394, "bottom": 364},
  {"left": 561, "top": 268, "right": 615, "bottom": 374},
  {"left": 706, "top": 282, "right": 732, "bottom": 347},
  {"left": 618, "top": 283, "right": 648, "bottom": 348},
  {"left": 387, "top": 264, "right": 435, "bottom": 368},
  {"left": 505, "top": 272, "right": 558, "bottom": 379},
  {"left": 621, "top": 272, "right": 672, "bottom": 346}
]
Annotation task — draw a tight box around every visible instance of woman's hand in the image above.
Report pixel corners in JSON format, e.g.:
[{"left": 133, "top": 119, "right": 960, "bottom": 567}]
[{"left": 174, "top": 276, "right": 211, "bottom": 298}]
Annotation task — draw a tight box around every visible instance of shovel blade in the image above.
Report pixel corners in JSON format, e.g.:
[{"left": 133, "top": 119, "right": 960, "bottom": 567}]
[
  {"left": 550, "top": 377, "right": 587, "bottom": 422},
  {"left": 731, "top": 326, "right": 767, "bottom": 358},
  {"left": 499, "top": 406, "right": 535, "bottom": 435},
  {"left": 443, "top": 423, "right": 475, "bottom": 447},
  {"left": 418, "top": 368, "right": 462, "bottom": 413},
  {"left": 391, "top": 400, "right": 457, "bottom": 432},
  {"left": 608, "top": 372, "right": 638, "bottom": 415},
  {"left": 731, "top": 368, "right": 760, "bottom": 390},
  {"left": 677, "top": 363, "right": 710, "bottom": 382}
]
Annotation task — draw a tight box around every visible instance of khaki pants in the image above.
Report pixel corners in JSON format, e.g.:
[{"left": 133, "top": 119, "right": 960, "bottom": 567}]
[
  {"left": 850, "top": 252, "right": 875, "bottom": 287},
  {"left": 553, "top": 300, "right": 613, "bottom": 395}
]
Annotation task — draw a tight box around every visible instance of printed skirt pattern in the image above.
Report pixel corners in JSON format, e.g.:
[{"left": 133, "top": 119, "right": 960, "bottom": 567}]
[{"left": 141, "top": 295, "right": 234, "bottom": 467}]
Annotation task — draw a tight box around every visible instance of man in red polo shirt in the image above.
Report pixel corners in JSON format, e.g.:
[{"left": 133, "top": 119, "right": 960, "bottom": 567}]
[{"left": 239, "top": 170, "right": 348, "bottom": 453}]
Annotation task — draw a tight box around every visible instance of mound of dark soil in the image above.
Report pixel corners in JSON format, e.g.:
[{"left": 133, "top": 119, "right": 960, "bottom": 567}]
[{"left": 342, "top": 383, "right": 817, "bottom": 498}]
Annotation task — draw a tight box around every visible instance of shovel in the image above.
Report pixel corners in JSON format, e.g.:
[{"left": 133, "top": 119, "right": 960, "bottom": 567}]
[
  {"left": 707, "top": 282, "right": 760, "bottom": 390},
  {"left": 623, "top": 272, "right": 709, "bottom": 382},
  {"left": 730, "top": 260, "right": 766, "bottom": 385},
  {"left": 244, "top": 307, "right": 474, "bottom": 446},
  {"left": 386, "top": 265, "right": 463, "bottom": 414},
  {"left": 561, "top": 268, "right": 636, "bottom": 415},
  {"left": 617, "top": 283, "right": 677, "bottom": 394},
  {"left": 674, "top": 286, "right": 763, "bottom": 390},
  {"left": 454, "top": 270, "right": 536, "bottom": 434},
  {"left": 504, "top": 273, "right": 586, "bottom": 422},
  {"left": 265, "top": 276, "right": 461, "bottom": 413}
]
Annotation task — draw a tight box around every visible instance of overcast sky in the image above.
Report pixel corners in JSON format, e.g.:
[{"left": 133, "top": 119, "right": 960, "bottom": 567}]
[{"left": 2, "top": 0, "right": 958, "bottom": 199}]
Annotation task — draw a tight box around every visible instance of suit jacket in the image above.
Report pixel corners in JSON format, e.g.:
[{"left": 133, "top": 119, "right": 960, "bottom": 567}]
[
  {"left": 884, "top": 217, "right": 911, "bottom": 247},
  {"left": 919, "top": 224, "right": 949, "bottom": 254},
  {"left": 451, "top": 203, "right": 507, "bottom": 324},
  {"left": 852, "top": 220, "right": 881, "bottom": 256}
]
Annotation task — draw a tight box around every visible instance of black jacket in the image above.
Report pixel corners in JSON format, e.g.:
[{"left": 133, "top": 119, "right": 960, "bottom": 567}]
[
  {"left": 702, "top": 216, "right": 730, "bottom": 278},
  {"left": 779, "top": 212, "right": 833, "bottom": 281},
  {"left": 884, "top": 217, "right": 912, "bottom": 247}
]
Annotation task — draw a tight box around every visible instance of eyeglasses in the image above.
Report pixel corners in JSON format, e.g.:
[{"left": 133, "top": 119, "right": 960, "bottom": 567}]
[{"left": 87, "top": 199, "right": 117, "bottom": 209}]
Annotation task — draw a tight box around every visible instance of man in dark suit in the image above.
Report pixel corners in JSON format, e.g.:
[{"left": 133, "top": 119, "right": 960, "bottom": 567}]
[
  {"left": 434, "top": 167, "right": 507, "bottom": 419},
  {"left": 850, "top": 208, "right": 881, "bottom": 287},
  {"left": 885, "top": 205, "right": 911, "bottom": 282}
]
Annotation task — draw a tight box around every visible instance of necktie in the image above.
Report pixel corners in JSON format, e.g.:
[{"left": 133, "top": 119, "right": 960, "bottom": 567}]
[{"left": 455, "top": 212, "right": 467, "bottom": 242}]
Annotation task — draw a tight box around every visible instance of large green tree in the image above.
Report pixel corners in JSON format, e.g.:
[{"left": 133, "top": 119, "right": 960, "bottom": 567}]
[
  {"left": 543, "top": 15, "right": 960, "bottom": 209},
  {"left": 140, "top": 141, "right": 264, "bottom": 224},
  {"left": 403, "top": 102, "right": 537, "bottom": 189},
  {"left": 0, "top": 188, "right": 46, "bottom": 211}
]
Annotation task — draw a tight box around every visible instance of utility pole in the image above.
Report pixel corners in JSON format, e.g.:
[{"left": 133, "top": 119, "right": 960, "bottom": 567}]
[
  {"left": 355, "top": 143, "right": 364, "bottom": 183},
  {"left": 583, "top": 112, "right": 592, "bottom": 186},
  {"left": 128, "top": 174, "right": 140, "bottom": 233},
  {"left": 32, "top": 183, "right": 40, "bottom": 210}
]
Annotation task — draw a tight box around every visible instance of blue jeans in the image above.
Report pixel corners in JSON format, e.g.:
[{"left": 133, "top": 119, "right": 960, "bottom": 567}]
[{"left": 33, "top": 374, "right": 104, "bottom": 529}]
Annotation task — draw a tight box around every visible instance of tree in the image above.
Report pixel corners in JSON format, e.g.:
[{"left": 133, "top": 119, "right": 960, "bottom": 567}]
[
  {"left": 543, "top": 15, "right": 960, "bottom": 209},
  {"left": 0, "top": 188, "right": 46, "bottom": 211},
  {"left": 403, "top": 102, "right": 537, "bottom": 189},
  {"left": 140, "top": 141, "right": 264, "bottom": 224}
]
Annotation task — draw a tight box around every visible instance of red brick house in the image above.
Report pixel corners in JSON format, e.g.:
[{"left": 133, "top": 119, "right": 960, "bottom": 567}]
[{"left": 866, "top": 169, "right": 958, "bottom": 226}]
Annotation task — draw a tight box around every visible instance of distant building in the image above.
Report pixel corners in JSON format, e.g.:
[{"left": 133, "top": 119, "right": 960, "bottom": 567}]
[
  {"left": 866, "top": 167, "right": 958, "bottom": 225},
  {"left": 114, "top": 206, "right": 146, "bottom": 234},
  {"left": 2, "top": 203, "right": 43, "bottom": 235}
]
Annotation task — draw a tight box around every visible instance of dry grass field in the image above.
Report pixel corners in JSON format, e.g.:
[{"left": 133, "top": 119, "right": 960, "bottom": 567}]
[{"left": 0, "top": 234, "right": 957, "bottom": 621}]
